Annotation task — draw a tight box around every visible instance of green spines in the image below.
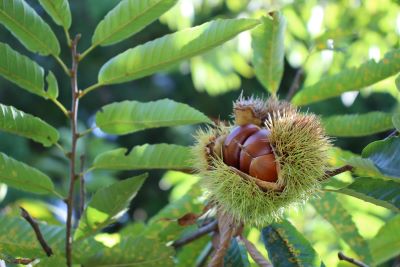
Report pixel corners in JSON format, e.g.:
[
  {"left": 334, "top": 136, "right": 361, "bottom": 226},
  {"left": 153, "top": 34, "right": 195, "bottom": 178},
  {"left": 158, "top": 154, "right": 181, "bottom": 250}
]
[{"left": 192, "top": 96, "right": 331, "bottom": 227}]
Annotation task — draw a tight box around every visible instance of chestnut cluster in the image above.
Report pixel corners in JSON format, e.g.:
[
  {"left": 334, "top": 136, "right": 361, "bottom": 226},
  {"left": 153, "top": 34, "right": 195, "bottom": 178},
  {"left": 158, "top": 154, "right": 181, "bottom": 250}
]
[{"left": 222, "top": 124, "right": 278, "bottom": 183}]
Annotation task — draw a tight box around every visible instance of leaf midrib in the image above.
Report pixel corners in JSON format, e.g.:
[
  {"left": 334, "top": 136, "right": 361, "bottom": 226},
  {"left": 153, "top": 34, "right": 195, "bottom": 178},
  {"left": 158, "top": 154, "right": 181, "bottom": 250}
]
[
  {"left": 40, "top": 0, "right": 65, "bottom": 26},
  {"left": 0, "top": 64, "right": 43, "bottom": 95},
  {"left": 93, "top": 0, "right": 168, "bottom": 46},
  {"left": 100, "top": 21, "right": 258, "bottom": 84},
  {"left": 0, "top": 3, "right": 54, "bottom": 55}
]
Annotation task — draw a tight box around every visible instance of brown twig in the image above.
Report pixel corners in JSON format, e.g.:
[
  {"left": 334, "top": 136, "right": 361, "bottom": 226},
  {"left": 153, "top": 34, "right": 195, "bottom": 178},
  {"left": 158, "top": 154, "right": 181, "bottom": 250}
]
[
  {"left": 209, "top": 214, "right": 235, "bottom": 267},
  {"left": 338, "top": 252, "right": 369, "bottom": 267},
  {"left": 286, "top": 68, "right": 304, "bottom": 101},
  {"left": 240, "top": 235, "right": 272, "bottom": 267},
  {"left": 79, "top": 155, "right": 86, "bottom": 218},
  {"left": 323, "top": 165, "right": 354, "bottom": 180},
  {"left": 172, "top": 220, "right": 218, "bottom": 249},
  {"left": 66, "top": 34, "right": 81, "bottom": 267},
  {"left": 20, "top": 207, "right": 53, "bottom": 257}
]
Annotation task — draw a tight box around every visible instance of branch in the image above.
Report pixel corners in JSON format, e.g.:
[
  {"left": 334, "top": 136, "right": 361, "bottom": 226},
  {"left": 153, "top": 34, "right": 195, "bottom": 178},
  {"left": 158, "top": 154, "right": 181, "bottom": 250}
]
[
  {"left": 320, "top": 165, "right": 353, "bottom": 181},
  {"left": 172, "top": 220, "right": 218, "bottom": 249},
  {"left": 240, "top": 235, "right": 272, "bottom": 267},
  {"left": 66, "top": 34, "right": 81, "bottom": 267},
  {"left": 286, "top": 68, "right": 304, "bottom": 101},
  {"left": 20, "top": 207, "right": 53, "bottom": 257},
  {"left": 338, "top": 252, "right": 369, "bottom": 267}
]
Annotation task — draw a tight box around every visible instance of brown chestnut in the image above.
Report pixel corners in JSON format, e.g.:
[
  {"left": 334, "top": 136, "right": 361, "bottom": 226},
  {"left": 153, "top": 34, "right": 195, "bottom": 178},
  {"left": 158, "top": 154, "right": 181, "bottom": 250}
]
[
  {"left": 223, "top": 124, "right": 259, "bottom": 168},
  {"left": 239, "top": 129, "right": 272, "bottom": 173},
  {"left": 249, "top": 154, "right": 278, "bottom": 183}
]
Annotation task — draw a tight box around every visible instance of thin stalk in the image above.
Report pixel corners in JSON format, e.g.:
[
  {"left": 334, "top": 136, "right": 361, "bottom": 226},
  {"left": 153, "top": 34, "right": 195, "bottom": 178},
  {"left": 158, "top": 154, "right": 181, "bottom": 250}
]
[
  {"left": 79, "top": 44, "right": 97, "bottom": 61},
  {"left": 50, "top": 98, "right": 69, "bottom": 117},
  {"left": 53, "top": 55, "right": 71, "bottom": 76},
  {"left": 79, "top": 83, "right": 103, "bottom": 98},
  {"left": 63, "top": 27, "right": 72, "bottom": 47},
  {"left": 65, "top": 34, "right": 81, "bottom": 267}
]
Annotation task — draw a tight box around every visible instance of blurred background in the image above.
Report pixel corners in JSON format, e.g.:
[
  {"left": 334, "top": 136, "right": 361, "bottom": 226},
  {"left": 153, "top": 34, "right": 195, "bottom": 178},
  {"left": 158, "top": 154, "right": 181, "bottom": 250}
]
[{"left": 0, "top": 0, "right": 399, "bottom": 266}]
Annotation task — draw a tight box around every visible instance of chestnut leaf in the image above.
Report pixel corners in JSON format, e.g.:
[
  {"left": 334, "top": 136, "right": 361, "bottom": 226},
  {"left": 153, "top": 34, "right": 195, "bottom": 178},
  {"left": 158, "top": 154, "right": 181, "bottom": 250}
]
[
  {"left": 332, "top": 177, "right": 400, "bottom": 212},
  {"left": 98, "top": 18, "right": 259, "bottom": 85},
  {"left": 224, "top": 238, "right": 250, "bottom": 267},
  {"left": 252, "top": 12, "right": 286, "bottom": 95},
  {"left": 369, "top": 215, "right": 400, "bottom": 265},
  {"left": 0, "top": 0, "right": 60, "bottom": 56},
  {"left": 292, "top": 49, "right": 400, "bottom": 106},
  {"left": 93, "top": 144, "right": 192, "bottom": 171},
  {"left": 322, "top": 111, "right": 394, "bottom": 137},
  {"left": 310, "top": 192, "right": 373, "bottom": 264},
  {"left": 262, "top": 220, "right": 325, "bottom": 267},
  {"left": 362, "top": 137, "right": 400, "bottom": 178},
  {"left": 74, "top": 173, "right": 147, "bottom": 241},
  {"left": 0, "top": 104, "right": 59, "bottom": 147},
  {"left": 38, "top": 0, "right": 71, "bottom": 29},
  {"left": 92, "top": 0, "right": 177, "bottom": 47},
  {"left": 0, "top": 152, "right": 57, "bottom": 195},
  {"left": 96, "top": 99, "right": 211, "bottom": 135}
]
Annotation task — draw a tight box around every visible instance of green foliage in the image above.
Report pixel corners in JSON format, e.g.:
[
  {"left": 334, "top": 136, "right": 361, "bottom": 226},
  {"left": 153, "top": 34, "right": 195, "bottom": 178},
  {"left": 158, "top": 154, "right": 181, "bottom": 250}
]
[
  {"left": 0, "top": 104, "right": 59, "bottom": 146},
  {"left": 369, "top": 215, "right": 400, "bottom": 265},
  {"left": 310, "top": 192, "right": 372, "bottom": 264},
  {"left": 96, "top": 99, "right": 211, "bottom": 135},
  {"left": 45, "top": 71, "right": 59, "bottom": 100},
  {"left": 0, "top": 152, "right": 56, "bottom": 195},
  {"left": 144, "top": 186, "right": 203, "bottom": 242},
  {"left": 0, "top": 0, "right": 60, "bottom": 55},
  {"left": 322, "top": 111, "right": 394, "bottom": 137},
  {"left": 393, "top": 113, "right": 400, "bottom": 131},
  {"left": 0, "top": 216, "right": 64, "bottom": 259},
  {"left": 224, "top": 238, "right": 250, "bottom": 267},
  {"left": 80, "top": 235, "right": 175, "bottom": 267},
  {"left": 333, "top": 177, "right": 400, "bottom": 212},
  {"left": 92, "top": 0, "right": 177, "bottom": 47},
  {"left": 98, "top": 18, "right": 259, "bottom": 85},
  {"left": 362, "top": 137, "right": 400, "bottom": 178},
  {"left": 93, "top": 144, "right": 192, "bottom": 170},
  {"left": 252, "top": 12, "right": 286, "bottom": 95},
  {"left": 0, "top": 43, "right": 56, "bottom": 98},
  {"left": 75, "top": 173, "right": 147, "bottom": 240},
  {"left": 262, "top": 220, "right": 325, "bottom": 267},
  {"left": 292, "top": 49, "right": 400, "bottom": 106},
  {"left": 38, "top": 0, "right": 71, "bottom": 29}
]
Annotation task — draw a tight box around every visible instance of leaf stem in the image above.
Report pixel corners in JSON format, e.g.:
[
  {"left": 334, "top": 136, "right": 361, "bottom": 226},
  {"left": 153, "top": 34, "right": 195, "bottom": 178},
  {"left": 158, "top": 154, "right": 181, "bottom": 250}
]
[
  {"left": 63, "top": 27, "right": 72, "bottom": 47},
  {"left": 79, "top": 83, "right": 103, "bottom": 98},
  {"left": 20, "top": 207, "right": 53, "bottom": 257},
  {"left": 78, "top": 127, "right": 96, "bottom": 138},
  {"left": 53, "top": 55, "right": 71, "bottom": 76},
  {"left": 240, "top": 235, "right": 272, "bottom": 267},
  {"left": 66, "top": 34, "right": 81, "bottom": 267},
  {"left": 50, "top": 98, "right": 69, "bottom": 117},
  {"left": 79, "top": 44, "right": 97, "bottom": 61}
]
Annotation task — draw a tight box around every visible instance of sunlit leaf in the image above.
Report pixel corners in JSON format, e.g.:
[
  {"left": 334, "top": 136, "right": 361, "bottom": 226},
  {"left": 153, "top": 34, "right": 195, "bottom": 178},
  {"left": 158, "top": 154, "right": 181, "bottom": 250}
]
[
  {"left": 96, "top": 99, "right": 211, "bottom": 135},
  {"left": 252, "top": 12, "right": 286, "bottom": 94},
  {"left": 98, "top": 18, "right": 259, "bottom": 85},
  {"left": 0, "top": 104, "right": 59, "bottom": 146},
  {"left": 369, "top": 215, "right": 400, "bottom": 265},
  {"left": 176, "top": 236, "right": 210, "bottom": 267},
  {"left": 395, "top": 74, "right": 400, "bottom": 91},
  {"left": 38, "top": 0, "right": 71, "bottom": 29},
  {"left": 45, "top": 71, "right": 59, "bottom": 100},
  {"left": 333, "top": 177, "right": 400, "bottom": 212},
  {"left": 292, "top": 49, "right": 400, "bottom": 106},
  {"left": 310, "top": 192, "right": 373, "bottom": 264},
  {"left": 322, "top": 112, "right": 393, "bottom": 137},
  {"left": 75, "top": 173, "right": 147, "bottom": 240},
  {"left": 92, "top": 0, "right": 177, "bottom": 47},
  {"left": 0, "top": 0, "right": 60, "bottom": 55},
  {"left": 93, "top": 144, "right": 192, "bottom": 170},
  {"left": 37, "top": 256, "right": 67, "bottom": 267},
  {"left": 0, "top": 217, "right": 64, "bottom": 258},
  {"left": 80, "top": 236, "right": 174, "bottom": 267},
  {"left": 362, "top": 137, "right": 400, "bottom": 178},
  {"left": 262, "top": 220, "right": 325, "bottom": 267},
  {"left": 0, "top": 152, "right": 56, "bottom": 195},
  {"left": 224, "top": 238, "right": 250, "bottom": 267},
  {"left": 144, "top": 186, "right": 203, "bottom": 242},
  {"left": 0, "top": 43, "right": 54, "bottom": 98}
]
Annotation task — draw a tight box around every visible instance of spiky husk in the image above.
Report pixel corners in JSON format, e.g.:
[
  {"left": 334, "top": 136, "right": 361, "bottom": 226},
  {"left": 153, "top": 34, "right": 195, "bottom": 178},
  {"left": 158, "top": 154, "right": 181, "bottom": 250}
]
[{"left": 192, "top": 100, "right": 331, "bottom": 227}]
